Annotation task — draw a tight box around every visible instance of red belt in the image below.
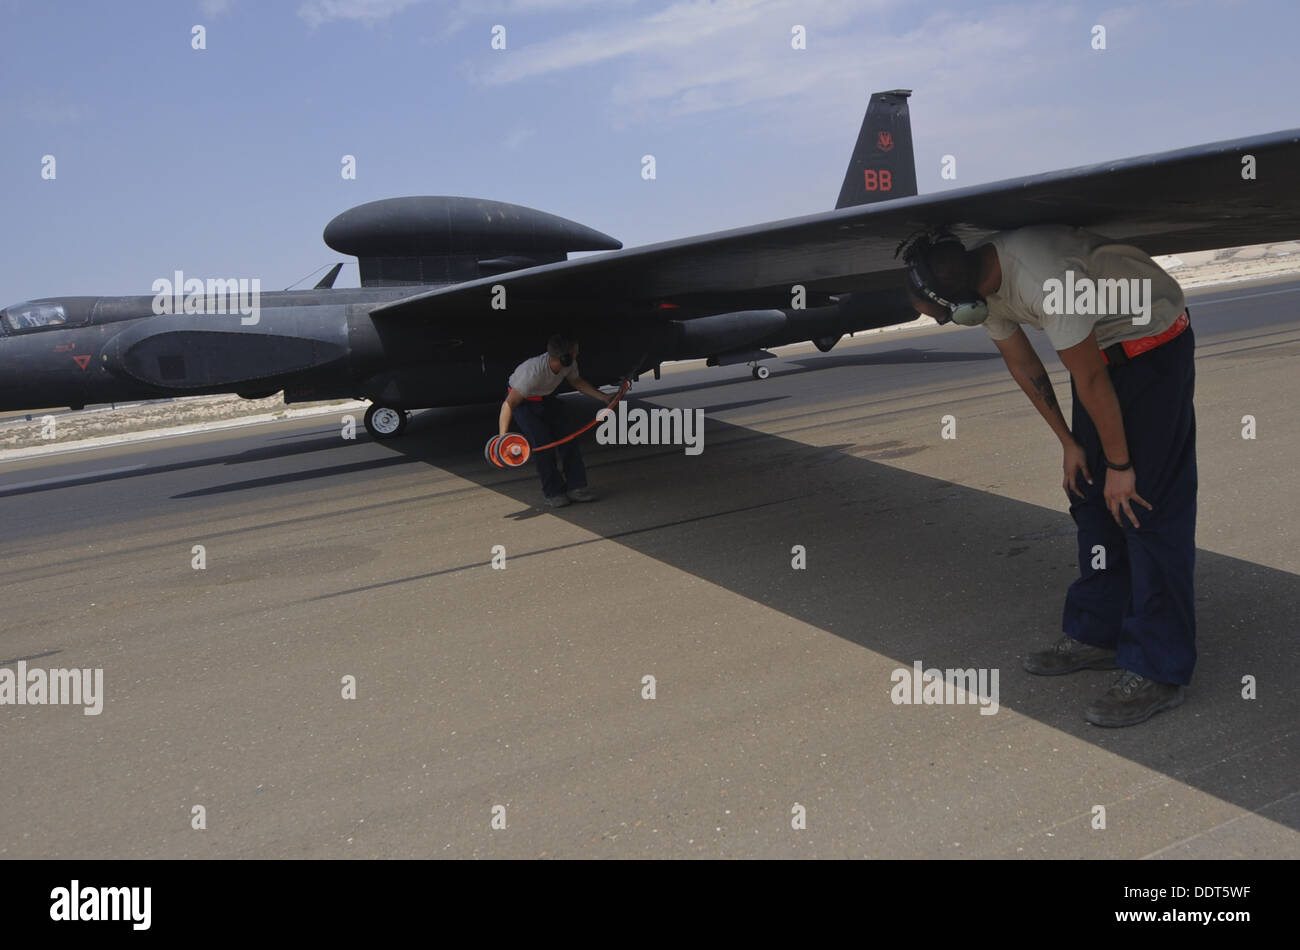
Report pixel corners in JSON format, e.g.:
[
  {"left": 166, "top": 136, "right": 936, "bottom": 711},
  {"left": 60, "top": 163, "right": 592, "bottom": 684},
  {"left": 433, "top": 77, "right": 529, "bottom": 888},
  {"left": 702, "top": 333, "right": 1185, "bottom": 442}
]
[
  {"left": 1100, "top": 309, "right": 1189, "bottom": 366},
  {"left": 507, "top": 387, "right": 544, "bottom": 402}
]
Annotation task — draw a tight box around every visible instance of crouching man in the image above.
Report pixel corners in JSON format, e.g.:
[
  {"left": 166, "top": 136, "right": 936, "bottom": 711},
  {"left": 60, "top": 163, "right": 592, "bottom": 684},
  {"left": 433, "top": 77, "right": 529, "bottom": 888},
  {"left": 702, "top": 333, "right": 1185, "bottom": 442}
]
[{"left": 500, "top": 334, "right": 613, "bottom": 508}]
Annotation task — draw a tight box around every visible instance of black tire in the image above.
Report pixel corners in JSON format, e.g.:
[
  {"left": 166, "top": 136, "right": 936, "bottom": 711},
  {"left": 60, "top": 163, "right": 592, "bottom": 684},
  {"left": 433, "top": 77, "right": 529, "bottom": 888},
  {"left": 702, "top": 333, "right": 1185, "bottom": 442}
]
[{"left": 364, "top": 404, "right": 408, "bottom": 439}]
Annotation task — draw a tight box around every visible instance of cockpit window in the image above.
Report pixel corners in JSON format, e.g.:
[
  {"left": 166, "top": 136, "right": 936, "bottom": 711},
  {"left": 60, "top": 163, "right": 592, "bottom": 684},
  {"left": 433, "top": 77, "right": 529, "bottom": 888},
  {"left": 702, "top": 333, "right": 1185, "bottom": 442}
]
[{"left": 2, "top": 303, "right": 70, "bottom": 333}]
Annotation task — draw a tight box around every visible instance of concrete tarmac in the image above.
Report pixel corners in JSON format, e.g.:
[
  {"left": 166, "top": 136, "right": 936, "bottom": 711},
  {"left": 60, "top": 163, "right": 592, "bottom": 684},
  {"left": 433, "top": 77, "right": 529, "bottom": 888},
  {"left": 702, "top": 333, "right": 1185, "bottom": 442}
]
[{"left": 1, "top": 280, "right": 1297, "bottom": 858}]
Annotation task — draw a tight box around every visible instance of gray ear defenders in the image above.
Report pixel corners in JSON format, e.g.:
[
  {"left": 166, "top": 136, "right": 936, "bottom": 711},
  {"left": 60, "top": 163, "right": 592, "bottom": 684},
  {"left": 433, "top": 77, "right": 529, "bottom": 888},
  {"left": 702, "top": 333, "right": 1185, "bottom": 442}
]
[{"left": 896, "top": 229, "right": 989, "bottom": 326}]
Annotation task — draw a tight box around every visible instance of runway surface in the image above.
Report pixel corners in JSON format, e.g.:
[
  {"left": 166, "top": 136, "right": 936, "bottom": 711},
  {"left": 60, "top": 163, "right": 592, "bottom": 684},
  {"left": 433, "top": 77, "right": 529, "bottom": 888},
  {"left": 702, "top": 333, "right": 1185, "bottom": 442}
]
[{"left": 2, "top": 279, "right": 1298, "bottom": 858}]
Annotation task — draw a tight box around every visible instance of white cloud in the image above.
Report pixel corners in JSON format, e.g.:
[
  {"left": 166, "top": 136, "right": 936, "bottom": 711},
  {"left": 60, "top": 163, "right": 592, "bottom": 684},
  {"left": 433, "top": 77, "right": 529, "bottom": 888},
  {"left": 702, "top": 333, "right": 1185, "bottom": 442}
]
[
  {"left": 479, "top": 0, "right": 786, "bottom": 84},
  {"left": 21, "top": 98, "right": 83, "bottom": 125},
  {"left": 504, "top": 127, "right": 537, "bottom": 149},
  {"left": 199, "top": 0, "right": 234, "bottom": 17},
  {"left": 298, "top": 0, "right": 426, "bottom": 28},
  {"left": 467, "top": 0, "right": 1078, "bottom": 141},
  {"left": 299, "top": 0, "right": 608, "bottom": 33},
  {"left": 430, "top": 0, "right": 627, "bottom": 42}
]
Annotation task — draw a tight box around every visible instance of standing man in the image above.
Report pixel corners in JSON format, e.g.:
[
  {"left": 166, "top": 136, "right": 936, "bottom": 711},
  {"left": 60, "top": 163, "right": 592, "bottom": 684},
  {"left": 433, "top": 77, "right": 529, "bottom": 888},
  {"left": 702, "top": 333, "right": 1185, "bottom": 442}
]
[
  {"left": 900, "top": 225, "right": 1196, "bottom": 727},
  {"left": 500, "top": 334, "right": 613, "bottom": 508}
]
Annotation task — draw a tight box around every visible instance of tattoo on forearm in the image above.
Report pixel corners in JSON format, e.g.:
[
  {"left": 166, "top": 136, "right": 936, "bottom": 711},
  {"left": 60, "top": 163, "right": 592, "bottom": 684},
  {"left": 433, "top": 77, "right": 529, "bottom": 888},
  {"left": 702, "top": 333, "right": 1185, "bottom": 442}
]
[{"left": 1028, "top": 371, "right": 1060, "bottom": 414}]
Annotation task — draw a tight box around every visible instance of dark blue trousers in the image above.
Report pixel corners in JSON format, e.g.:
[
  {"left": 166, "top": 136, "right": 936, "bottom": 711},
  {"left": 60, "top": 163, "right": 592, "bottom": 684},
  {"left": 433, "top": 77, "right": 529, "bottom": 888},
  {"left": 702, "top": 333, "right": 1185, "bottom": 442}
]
[
  {"left": 511, "top": 395, "right": 588, "bottom": 499},
  {"left": 1063, "top": 324, "right": 1198, "bottom": 685}
]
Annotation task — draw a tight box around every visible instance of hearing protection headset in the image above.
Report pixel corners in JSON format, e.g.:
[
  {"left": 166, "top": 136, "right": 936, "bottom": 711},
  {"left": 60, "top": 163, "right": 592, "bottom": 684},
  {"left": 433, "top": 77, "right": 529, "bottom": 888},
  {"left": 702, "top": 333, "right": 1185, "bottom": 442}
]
[
  {"left": 896, "top": 229, "right": 989, "bottom": 326},
  {"left": 549, "top": 335, "right": 576, "bottom": 367}
]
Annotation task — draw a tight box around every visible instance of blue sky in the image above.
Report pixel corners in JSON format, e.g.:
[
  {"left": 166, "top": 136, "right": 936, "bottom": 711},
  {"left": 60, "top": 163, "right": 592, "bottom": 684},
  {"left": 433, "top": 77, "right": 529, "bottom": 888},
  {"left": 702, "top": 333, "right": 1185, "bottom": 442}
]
[{"left": 1, "top": 0, "right": 1297, "bottom": 303}]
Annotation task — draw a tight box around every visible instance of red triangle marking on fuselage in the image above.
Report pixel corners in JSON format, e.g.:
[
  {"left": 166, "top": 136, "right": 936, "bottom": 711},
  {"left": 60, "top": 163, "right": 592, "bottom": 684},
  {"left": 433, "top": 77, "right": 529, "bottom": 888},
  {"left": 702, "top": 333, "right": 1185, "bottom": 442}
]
[{"left": 72, "top": 355, "right": 91, "bottom": 370}]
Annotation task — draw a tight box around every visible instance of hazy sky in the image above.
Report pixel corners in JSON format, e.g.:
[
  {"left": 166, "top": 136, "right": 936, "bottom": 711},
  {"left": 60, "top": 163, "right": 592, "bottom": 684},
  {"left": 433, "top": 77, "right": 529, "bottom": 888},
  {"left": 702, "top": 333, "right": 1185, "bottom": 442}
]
[{"left": 2, "top": 0, "right": 1297, "bottom": 303}]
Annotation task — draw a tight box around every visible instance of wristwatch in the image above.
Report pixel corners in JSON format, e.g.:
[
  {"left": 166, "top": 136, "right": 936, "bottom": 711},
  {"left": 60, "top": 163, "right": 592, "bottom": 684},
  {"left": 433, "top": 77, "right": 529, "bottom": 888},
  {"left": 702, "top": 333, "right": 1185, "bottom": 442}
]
[{"left": 1103, "top": 455, "right": 1133, "bottom": 471}]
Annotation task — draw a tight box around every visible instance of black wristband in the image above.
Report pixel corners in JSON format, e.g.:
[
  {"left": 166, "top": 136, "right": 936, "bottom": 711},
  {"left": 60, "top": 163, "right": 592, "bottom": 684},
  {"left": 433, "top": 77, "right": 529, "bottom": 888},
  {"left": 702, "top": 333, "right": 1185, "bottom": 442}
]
[{"left": 1104, "top": 455, "right": 1133, "bottom": 471}]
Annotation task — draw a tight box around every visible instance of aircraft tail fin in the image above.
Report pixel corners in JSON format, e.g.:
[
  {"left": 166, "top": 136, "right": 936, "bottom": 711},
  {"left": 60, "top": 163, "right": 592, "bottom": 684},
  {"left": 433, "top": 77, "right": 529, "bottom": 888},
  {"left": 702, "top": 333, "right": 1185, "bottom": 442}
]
[{"left": 835, "top": 89, "right": 917, "bottom": 209}]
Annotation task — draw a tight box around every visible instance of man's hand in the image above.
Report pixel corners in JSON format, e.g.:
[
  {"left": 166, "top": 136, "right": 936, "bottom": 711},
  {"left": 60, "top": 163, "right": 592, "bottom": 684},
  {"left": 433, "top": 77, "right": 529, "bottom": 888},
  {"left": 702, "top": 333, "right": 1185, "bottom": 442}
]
[
  {"left": 1062, "top": 438, "right": 1093, "bottom": 499},
  {"left": 572, "top": 376, "right": 612, "bottom": 405},
  {"left": 1105, "top": 465, "right": 1153, "bottom": 528}
]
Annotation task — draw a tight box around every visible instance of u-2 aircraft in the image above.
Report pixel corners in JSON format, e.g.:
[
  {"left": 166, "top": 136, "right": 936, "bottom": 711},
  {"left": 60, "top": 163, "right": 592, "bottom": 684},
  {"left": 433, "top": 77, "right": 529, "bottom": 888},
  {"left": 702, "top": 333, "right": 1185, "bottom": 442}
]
[{"left": 2, "top": 91, "right": 1298, "bottom": 439}]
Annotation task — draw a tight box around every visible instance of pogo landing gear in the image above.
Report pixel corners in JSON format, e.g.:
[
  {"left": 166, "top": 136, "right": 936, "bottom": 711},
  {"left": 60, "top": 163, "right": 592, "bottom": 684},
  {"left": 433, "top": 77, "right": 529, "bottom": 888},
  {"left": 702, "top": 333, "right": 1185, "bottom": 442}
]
[
  {"left": 364, "top": 404, "right": 408, "bottom": 439},
  {"left": 484, "top": 433, "right": 532, "bottom": 468}
]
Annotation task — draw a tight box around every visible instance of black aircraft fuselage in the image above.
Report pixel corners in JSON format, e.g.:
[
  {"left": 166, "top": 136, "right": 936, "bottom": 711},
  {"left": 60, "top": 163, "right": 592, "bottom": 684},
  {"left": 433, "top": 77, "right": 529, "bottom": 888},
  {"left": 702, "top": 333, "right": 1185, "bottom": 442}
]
[
  {"left": 0, "top": 279, "right": 897, "bottom": 419},
  {"left": 0, "top": 91, "right": 921, "bottom": 437}
]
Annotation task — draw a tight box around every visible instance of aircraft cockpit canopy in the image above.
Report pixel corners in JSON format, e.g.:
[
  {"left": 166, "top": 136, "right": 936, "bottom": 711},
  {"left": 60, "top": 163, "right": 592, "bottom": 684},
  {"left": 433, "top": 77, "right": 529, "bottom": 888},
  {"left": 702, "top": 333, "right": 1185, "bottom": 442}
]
[{"left": 0, "top": 301, "right": 93, "bottom": 335}]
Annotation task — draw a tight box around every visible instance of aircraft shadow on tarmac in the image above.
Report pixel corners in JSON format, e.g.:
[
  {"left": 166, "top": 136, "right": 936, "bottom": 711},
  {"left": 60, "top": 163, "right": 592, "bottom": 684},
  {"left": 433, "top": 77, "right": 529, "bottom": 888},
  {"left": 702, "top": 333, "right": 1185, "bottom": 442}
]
[
  {"left": 342, "top": 391, "right": 1299, "bottom": 835},
  {"left": 27, "top": 358, "right": 1285, "bottom": 832},
  {"left": 0, "top": 432, "right": 410, "bottom": 499}
]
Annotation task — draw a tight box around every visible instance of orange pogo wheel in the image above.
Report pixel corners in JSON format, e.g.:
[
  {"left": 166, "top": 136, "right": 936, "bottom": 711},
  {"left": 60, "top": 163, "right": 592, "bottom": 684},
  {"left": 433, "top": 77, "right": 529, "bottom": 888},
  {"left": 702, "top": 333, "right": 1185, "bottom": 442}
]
[{"left": 495, "top": 433, "right": 531, "bottom": 467}]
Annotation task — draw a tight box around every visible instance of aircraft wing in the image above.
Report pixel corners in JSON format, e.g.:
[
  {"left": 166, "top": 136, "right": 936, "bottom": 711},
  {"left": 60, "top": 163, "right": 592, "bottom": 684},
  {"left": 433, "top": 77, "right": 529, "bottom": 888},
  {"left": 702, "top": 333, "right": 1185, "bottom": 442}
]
[{"left": 371, "top": 128, "right": 1300, "bottom": 321}]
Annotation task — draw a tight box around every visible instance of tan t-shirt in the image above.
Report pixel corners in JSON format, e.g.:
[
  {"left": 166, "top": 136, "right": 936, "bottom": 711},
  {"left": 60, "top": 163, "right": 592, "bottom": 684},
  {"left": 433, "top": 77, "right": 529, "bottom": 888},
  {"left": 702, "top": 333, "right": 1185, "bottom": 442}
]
[{"left": 980, "top": 225, "right": 1185, "bottom": 351}]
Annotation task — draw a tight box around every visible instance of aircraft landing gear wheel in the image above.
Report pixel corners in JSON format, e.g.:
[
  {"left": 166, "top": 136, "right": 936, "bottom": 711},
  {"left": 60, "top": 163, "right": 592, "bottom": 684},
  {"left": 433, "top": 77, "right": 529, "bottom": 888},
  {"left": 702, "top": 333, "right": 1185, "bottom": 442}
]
[
  {"left": 364, "top": 404, "right": 408, "bottom": 439},
  {"left": 752, "top": 365, "right": 770, "bottom": 380}
]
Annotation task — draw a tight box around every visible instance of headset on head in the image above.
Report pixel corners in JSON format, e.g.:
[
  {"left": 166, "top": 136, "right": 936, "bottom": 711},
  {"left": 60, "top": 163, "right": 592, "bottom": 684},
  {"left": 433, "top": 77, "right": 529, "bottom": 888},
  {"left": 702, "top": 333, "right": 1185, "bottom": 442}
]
[
  {"left": 550, "top": 337, "right": 576, "bottom": 367},
  {"left": 895, "top": 228, "right": 989, "bottom": 327}
]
